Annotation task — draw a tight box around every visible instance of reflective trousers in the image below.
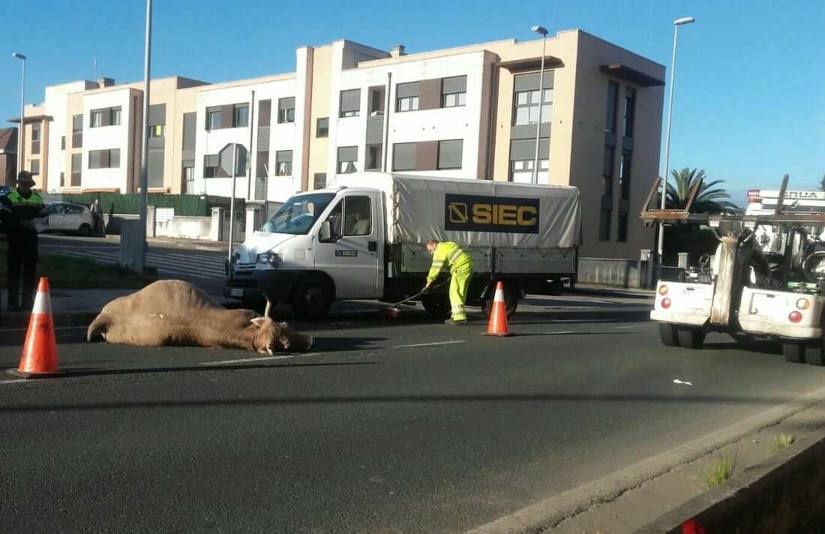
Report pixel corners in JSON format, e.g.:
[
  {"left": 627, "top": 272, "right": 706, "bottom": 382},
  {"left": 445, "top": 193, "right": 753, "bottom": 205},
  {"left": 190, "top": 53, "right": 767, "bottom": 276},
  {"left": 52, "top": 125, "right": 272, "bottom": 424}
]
[{"left": 449, "top": 263, "right": 473, "bottom": 321}]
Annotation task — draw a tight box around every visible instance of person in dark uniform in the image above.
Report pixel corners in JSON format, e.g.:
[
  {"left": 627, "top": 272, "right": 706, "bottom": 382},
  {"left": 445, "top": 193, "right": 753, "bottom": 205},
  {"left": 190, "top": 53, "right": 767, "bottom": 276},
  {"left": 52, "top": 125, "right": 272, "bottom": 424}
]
[{"left": 0, "top": 171, "right": 49, "bottom": 311}]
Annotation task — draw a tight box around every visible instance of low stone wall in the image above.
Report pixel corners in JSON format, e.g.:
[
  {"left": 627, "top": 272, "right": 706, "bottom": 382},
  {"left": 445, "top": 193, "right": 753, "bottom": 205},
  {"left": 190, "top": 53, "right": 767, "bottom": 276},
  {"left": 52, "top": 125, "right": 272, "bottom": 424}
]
[
  {"left": 577, "top": 257, "right": 652, "bottom": 289},
  {"left": 155, "top": 216, "right": 211, "bottom": 240}
]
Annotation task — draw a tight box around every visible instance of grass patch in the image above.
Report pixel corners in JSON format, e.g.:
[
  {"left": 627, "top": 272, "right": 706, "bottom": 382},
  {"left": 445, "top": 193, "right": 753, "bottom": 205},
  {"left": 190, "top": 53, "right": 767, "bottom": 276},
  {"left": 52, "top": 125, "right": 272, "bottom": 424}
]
[
  {"left": 0, "top": 240, "right": 154, "bottom": 289},
  {"left": 703, "top": 454, "right": 736, "bottom": 489},
  {"left": 772, "top": 433, "right": 796, "bottom": 453}
]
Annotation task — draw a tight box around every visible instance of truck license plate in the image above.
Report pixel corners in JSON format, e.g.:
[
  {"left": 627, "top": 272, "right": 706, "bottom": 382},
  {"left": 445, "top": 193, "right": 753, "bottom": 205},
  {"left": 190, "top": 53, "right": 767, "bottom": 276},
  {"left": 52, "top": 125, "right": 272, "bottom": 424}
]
[{"left": 230, "top": 288, "right": 244, "bottom": 297}]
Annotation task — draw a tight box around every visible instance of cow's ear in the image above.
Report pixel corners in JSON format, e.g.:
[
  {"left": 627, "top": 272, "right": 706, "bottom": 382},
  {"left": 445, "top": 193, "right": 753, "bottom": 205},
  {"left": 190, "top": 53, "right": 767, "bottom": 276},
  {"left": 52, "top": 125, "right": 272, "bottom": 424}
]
[{"left": 251, "top": 317, "right": 266, "bottom": 327}]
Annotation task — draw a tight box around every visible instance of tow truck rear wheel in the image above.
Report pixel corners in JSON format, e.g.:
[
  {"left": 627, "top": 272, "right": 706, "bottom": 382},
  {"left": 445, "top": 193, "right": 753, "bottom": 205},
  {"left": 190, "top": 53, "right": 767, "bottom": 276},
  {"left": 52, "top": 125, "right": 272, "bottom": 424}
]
[
  {"left": 805, "top": 339, "right": 825, "bottom": 366},
  {"left": 677, "top": 327, "right": 706, "bottom": 349},
  {"left": 659, "top": 323, "right": 679, "bottom": 347},
  {"left": 782, "top": 342, "right": 806, "bottom": 364}
]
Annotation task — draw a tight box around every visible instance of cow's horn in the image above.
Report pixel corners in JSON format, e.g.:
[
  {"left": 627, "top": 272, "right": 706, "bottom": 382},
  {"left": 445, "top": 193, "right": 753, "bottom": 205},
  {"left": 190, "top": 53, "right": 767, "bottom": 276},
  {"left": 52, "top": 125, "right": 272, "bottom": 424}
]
[{"left": 264, "top": 295, "right": 272, "bottom": 319}]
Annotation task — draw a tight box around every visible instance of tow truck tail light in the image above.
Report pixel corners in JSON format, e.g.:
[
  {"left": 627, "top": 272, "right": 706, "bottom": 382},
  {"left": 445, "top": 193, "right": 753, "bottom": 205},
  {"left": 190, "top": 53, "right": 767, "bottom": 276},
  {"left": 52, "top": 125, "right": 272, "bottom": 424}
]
[
  {"left": 658, "top": 285, "right": 669, "bottom": 296},
  {"left": 661, "top": 298, "right": 672, "bottom": 309},
  {"left": 796, "top": 298, "right": 810, "bottom": 310},
  {"left": 789, "top": 311, "right": 803, "bottom": 323}
]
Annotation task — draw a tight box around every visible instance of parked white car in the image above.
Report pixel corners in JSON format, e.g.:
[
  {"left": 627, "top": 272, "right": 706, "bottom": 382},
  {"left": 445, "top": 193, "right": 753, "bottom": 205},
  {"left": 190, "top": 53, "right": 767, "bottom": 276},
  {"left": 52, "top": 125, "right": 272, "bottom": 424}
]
[{"left": 44, "top": 202, "right": 96, "bottom": 236}]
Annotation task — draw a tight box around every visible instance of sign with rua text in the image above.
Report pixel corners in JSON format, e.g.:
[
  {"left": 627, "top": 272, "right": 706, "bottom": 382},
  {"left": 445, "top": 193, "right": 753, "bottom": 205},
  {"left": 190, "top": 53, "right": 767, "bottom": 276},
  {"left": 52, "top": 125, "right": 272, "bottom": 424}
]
[{"left": 444, "top": 193, "right": 540, "bottom": 234}]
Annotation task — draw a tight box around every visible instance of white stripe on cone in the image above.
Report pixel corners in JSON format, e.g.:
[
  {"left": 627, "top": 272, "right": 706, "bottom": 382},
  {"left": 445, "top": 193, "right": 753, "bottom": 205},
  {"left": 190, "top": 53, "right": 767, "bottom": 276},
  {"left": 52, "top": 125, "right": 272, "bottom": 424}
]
[
  {"left": 31, "top": 287, "right": 51, "bottom": 315},
  {"left": 494, "top": 286, "right": 504, "bottom": 302}
]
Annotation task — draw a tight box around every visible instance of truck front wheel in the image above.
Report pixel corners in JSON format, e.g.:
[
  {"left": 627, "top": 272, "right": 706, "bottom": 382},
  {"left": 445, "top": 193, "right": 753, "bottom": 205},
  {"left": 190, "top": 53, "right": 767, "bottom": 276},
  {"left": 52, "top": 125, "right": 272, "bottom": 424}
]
[
  {"left": 422, "top": 294, "right": 451, "bottom": 321},
  {"left": 659, "top": 323, "right": 679, "bottom": 346},
  {"left": 782, "top": 342, "right": 805, "bottom": 364},
  {"left": 677, "top": 327, "right": 706, "bottom": 349},
  {"left": 291, "top": 277, "right": 332, "bottom": 321}
]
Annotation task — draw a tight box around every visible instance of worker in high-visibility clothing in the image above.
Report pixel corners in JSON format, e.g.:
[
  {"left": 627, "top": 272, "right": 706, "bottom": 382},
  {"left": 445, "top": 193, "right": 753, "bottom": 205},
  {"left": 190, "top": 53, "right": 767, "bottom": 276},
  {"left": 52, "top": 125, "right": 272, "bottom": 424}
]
[
  {"left": 0, "top": 171, "right": 49, "bottom": 311},
  {"left": 424, "top": 239, "right": 473, "bottom": 325}
]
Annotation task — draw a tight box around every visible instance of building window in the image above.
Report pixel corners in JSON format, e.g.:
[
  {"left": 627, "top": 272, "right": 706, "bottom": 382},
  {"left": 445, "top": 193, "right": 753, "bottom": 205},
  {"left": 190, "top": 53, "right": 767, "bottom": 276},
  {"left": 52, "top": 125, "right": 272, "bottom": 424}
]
[
  {"left": 204, "top": 154, "right": 221, "bottom": 178},
  {"left": 314, "top": 173, "right": 327, "bottom": 190},
  {"left": 316, "top": 117, "right": 329, "bottom": 137},
  {"left": 256, "top": 151, "right": 269, "bottom": 178},
  {"left": 340, "top": 89, "right": 361, "bottom": 118},
  {"left": 71, "top": 153, "right": 82, "bottom": 186},
  {"left": 337, "top": 146, "right": 358, "bottom": 174},
  {"left": 60, "top": 172, "right": 65, "bottom": 186},
  {"left": 61, "top": 136, "right": 66, "bottom": 150},
  {"left": 619, "top": 150, "right": 632, "bottom": 200},
  {"left": 90, "top": 106, "right": 121, "bottom": 128},
  {"left": 206, "top": 107, "right": 222, "bottom": 130},
  {"left": 277, "top": 98, "right": 295, "bottom": 124},
  {"left": 602, "top": 145, "right": 615, "bottom": 196},
  {"left": 392, "top": 142, "right": 416, "bottom": 171},
  {"left": 275, "top": 150, "right": 293, "bottom": 176},
  {"left": 513, "top": 88, "right": 552, "bottom": 125},
  {"left": 623, "top": 87, "right": 636, "bottom": 138},
  {"left": 88, "top": 149, "right": 120, "bottom": 169},
  {"left": 368, "top": 86, "right": 385, "bottom": 116},
  {"left": 31, "top": 124, "right": 41, "bottom": 154},
  {"left": 606, "top": 81, "right": 619, "bottom": 134},
  {"left": 72, "top": 114, "right": 83, "bottom": 148},
  {"left": 599, "top": 208, "right": 612, "bottom": 241},
  {"left": 441, "top": 76, "right": 467, "bottom": 108},
  {"left": 617, "top": 211, "right": 628, "bottom": 242},
  {"left": 30, "top": 159, "right": 40, "bottom": 175},
  {"left": 183, "top": 165, "right": 194, "bottom": 187},
  {"left": 150, "top": 124, "right": 164, "bottom": 138},
  {"left": 366, "top": 144, "right": 382, "bottom": 171},
  {"left": 233, "top": 104, "right": 249, "bottom": 128},
  {"left": 509, "top": 159, "right": 549, "bottom": 184},
  {"left": 396, "top": 81, "right": 420, "bottom": 112},
  {"left": 344, "top": 196, "right": 372, "bottom": 236},
  {"left": 437, "top": 139, "right": 463, "bottom": 170}
]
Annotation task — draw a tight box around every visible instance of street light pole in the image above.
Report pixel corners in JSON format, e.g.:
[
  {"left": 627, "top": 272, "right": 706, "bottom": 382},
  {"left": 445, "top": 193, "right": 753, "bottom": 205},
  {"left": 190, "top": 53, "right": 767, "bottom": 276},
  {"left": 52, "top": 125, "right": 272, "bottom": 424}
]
[
  {"left": 138, "top": 0, "right": 153, "bottom": 270},
  {"left": 531, "top": 25, "right": 548, "bottom": 185},
  {"left": 228, "top": 143, "right": 238, "bottom": 263},
  {"left": 12, "top": 53, "right": 26, "bottom": 177},
  {"left": 657, "top": 16, "right": 695, "bottom": 262}
]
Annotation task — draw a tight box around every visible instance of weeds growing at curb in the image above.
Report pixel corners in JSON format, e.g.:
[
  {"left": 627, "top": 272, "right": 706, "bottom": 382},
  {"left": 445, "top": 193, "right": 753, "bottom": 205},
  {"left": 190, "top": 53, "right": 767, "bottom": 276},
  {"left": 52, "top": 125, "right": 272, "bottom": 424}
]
[
  {"left": 772, "top": 433, "right": 796, "bottom": 453},
  {"left": 703, "top": 455, "right": 736, "bottom": 489}
]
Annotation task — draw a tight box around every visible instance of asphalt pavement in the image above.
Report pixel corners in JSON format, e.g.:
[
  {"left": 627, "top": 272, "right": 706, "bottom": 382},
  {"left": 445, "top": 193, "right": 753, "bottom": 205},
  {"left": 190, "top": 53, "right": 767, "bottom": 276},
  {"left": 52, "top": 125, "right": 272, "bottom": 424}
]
[{"left": 2, "top": 295, "right": 825, "bottom": 532}]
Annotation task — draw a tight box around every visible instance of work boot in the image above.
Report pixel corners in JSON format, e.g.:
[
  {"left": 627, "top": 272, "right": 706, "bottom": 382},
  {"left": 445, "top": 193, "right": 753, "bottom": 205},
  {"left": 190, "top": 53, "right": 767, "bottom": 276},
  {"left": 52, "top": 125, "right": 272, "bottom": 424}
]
[{"left": 444, "top": 318, "right": 468, "bottom": 325}]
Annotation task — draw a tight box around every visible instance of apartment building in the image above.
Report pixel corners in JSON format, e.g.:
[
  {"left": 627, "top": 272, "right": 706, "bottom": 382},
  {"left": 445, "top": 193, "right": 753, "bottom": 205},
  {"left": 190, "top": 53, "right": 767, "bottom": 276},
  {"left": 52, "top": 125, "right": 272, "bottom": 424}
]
[{"left": 14, "top": 29, "right": 664, "bottom": 258}]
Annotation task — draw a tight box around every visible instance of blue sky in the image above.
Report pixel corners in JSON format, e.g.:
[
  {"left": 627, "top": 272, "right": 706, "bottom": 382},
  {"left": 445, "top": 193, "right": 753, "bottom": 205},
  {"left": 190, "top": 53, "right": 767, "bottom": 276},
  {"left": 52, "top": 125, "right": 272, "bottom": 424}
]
[{"left": 1, "top": 0, "right": 823, "bottom": 201}]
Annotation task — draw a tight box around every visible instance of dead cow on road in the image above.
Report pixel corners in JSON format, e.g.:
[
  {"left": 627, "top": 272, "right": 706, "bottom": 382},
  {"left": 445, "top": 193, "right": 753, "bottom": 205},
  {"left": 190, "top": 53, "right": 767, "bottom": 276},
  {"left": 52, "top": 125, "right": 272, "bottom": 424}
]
[{"left": 87, "top": 280, "right": 313, "bottom": 353}]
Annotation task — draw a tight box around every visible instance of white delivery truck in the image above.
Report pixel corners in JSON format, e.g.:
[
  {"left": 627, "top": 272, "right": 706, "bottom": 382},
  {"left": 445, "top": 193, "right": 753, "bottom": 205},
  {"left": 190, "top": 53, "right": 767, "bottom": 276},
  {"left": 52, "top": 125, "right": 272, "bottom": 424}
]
[
  {"left": 225, "top": 173, "right": 581, "bottom": 320},
  {"left": 643, "top": 175, "right": 825, "bottom": 365}
]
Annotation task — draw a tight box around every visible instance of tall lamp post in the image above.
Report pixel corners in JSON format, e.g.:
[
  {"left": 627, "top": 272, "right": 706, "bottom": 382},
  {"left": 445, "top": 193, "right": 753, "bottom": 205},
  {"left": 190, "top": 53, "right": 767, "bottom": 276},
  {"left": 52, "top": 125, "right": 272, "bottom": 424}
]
[
  {"left": 530, "top": 25, "right": 548, "bottom": 184},
  {"left": 12, "top": 52, "right": 26, "bottom": 177},
  {"left": 138, "top": 0, "right": 153, "bottom": 271},
  {"left": 657, "top": 16, "right": 695, "bottom": 264}
]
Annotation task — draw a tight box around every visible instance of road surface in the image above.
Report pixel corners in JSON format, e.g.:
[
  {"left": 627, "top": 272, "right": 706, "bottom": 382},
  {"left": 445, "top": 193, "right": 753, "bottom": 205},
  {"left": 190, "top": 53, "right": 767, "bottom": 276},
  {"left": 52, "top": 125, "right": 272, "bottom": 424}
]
[{"left": 2, "top": 294, "right": 824, "bottom": 532}]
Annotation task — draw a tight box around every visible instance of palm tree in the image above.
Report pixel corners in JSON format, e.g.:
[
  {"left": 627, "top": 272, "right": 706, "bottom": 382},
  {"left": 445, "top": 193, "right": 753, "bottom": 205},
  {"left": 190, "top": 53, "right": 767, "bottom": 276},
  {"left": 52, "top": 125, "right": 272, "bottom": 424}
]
[{"left": 666, "top": 168, "right": 739, "bottom": 213}]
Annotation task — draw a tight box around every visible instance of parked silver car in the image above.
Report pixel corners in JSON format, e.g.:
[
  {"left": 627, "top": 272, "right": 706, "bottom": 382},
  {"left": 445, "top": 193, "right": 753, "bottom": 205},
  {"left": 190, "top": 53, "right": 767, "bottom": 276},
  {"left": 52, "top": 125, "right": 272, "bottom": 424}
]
[{"left": 44, "top": 202, "right": 96, "bottom": 236}]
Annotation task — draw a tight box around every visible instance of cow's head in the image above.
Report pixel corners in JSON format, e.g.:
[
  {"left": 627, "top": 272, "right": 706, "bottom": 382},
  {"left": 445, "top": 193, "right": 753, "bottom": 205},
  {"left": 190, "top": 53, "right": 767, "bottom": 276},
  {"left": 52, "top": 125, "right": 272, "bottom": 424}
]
[{"left": 249, "top": 317, "right": 314, "bottom": 354}]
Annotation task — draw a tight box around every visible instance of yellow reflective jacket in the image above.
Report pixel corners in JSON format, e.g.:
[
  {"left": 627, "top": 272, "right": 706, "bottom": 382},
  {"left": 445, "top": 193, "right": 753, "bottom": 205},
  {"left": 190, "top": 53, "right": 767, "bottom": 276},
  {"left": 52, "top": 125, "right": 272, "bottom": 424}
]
[{"left": 426, "top": 242, "right": 473, "bottom": 283}]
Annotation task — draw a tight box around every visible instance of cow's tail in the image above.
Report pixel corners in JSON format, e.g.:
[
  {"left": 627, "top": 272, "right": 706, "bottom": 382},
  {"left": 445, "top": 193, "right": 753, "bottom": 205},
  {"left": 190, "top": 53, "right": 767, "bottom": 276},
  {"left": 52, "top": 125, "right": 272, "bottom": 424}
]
[{"left": 86, "top": 313, "right": 111, "bottom": 342}]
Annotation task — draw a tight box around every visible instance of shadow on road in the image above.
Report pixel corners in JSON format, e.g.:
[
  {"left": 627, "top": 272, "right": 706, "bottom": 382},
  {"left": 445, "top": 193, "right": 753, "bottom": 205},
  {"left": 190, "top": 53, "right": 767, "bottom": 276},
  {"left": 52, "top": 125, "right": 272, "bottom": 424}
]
[{"left": 0, "top": 391, "right": 809, "bottom": 414}]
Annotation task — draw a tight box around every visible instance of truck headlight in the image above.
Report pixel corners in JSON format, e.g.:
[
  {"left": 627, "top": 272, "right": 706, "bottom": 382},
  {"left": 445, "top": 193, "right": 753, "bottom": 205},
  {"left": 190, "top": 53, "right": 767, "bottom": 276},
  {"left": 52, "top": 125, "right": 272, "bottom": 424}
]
[{"left": 257, "top": 252, "right": 282, "bottom": 266}]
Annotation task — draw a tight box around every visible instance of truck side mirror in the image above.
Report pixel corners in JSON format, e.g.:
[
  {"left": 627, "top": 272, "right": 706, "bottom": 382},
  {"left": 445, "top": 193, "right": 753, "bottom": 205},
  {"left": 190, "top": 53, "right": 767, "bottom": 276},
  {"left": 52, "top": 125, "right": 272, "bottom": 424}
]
[{"left": 320, "top": 221, "right": 332, "bottom": 242}]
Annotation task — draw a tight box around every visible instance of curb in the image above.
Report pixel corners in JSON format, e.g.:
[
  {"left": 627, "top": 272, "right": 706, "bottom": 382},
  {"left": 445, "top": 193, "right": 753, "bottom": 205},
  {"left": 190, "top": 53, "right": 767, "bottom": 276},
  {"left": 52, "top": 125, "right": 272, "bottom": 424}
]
[{"left": 638, "top": 430, "right": 825, "bottom": 533}]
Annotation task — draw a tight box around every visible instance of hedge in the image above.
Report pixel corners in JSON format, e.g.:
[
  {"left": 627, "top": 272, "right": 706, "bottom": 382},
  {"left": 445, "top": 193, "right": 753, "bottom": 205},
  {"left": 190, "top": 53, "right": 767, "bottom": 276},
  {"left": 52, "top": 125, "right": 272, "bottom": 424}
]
[{"left": 44, "top": 193, "right": 245, "bottom": 217}]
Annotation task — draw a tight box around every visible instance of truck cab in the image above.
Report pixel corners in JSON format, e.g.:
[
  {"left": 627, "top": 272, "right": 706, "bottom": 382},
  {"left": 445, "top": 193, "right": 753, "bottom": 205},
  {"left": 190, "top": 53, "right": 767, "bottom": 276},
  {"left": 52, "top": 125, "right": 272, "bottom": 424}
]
[{"left": 226, "top": 186, "right": 385, "bottom": 320}]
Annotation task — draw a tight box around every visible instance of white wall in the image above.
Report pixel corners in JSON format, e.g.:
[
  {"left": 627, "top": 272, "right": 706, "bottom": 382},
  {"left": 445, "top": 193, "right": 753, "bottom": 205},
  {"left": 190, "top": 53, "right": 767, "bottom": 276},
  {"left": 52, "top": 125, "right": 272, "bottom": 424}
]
[
  {"left": 330, "top": 50, "right": 488, "bottom": 181},
  {"left": 44, "top": 82, "right": 94, "bottom": 191},
  {"left": 193, "top": 78, "right": 298, "bottom": 201},
  {"left": 82, "top": 88, "right": 133, "bottom": 192}
]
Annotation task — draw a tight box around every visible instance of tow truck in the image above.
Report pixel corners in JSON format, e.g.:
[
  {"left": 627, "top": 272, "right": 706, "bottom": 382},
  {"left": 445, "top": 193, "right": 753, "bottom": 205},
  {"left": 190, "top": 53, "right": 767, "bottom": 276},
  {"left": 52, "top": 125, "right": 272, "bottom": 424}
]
[{"left": 642, "top": 175, "right": 825, "bottom": 365}]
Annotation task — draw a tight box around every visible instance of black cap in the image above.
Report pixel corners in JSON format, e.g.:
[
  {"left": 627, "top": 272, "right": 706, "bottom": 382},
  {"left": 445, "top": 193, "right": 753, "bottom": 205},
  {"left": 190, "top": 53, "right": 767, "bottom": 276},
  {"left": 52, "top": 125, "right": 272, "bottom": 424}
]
[{"left": 16, "top": 171, "right": 35, "bottom": 185}]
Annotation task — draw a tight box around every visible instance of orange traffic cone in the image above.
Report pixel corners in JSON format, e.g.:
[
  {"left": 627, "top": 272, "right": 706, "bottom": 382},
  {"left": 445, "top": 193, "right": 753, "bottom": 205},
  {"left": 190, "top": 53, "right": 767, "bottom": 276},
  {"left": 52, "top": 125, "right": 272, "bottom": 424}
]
[
  {"left": 484, "top": 281, "right": 512, "bottom": 337},
  {"left": 8, "top": 278, "right": 62, "bottom": 378}
]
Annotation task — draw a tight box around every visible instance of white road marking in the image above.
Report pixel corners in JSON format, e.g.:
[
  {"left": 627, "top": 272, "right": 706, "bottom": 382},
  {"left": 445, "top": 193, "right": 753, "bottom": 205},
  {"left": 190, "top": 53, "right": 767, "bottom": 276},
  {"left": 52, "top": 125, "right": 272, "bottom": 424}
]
[
  {"left": 200, "top": 353, "right": 320, "bottom": 366},
  {"left": 0, "top": 379, "right": 30, "bottom": 385},
  {"left": 614, "top": 324, "right": 646, "bottom": 329},
  {"left": 393, "top": 340, "right": 466, "bottom": 349}
]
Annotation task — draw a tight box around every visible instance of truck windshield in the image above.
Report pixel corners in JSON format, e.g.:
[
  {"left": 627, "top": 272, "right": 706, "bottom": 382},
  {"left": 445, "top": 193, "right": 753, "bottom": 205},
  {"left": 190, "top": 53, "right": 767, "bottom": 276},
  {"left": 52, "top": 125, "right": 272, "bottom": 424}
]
[{"left": 260, "top": 193, "right": 335, "bottom": 235}]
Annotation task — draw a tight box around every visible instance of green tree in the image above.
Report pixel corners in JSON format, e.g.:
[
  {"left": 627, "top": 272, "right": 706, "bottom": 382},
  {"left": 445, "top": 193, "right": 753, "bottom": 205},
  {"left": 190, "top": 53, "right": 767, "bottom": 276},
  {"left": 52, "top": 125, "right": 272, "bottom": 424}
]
[{"left": 666, "top": 168, "right": 739, "bottom": 213}]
